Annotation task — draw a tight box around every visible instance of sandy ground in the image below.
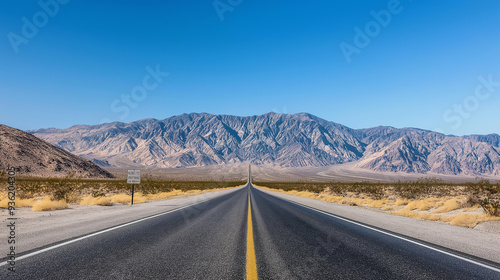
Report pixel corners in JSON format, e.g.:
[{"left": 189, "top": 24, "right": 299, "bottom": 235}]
[
  {"left": 256, "top": 187, "right": 500, "bottom": 264},
  {"left": 107, "top": 163, "right": 500, "bottom": 183}
]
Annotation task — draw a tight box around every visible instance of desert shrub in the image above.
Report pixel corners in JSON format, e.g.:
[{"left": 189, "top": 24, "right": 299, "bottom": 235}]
[
  {"left": 391, "top": 178, "right": 447, "bottom": 199},
  {"left": 466, "top": 179, "right": 500, "bottom": 216},
  {"left": 467, "top": 196, "right": 500, "bottom": 216},
  {"left": 19, "top": 180, "right": 46, "bottom": 198},
  {"left": 480, "top": 198, "right": 499, "bottom": 216},
  {"left": 304, "top": 184, "right": 324, "bottom": 193},
  {"left": 416, "top": 177, "right": 442, "bottom": 194},
  {"left": 137, "top": 173, "right": 162, "bottom": 194},
  {"left": 91, "top": 190, "right": 106, "bottom": 197},
  {"left": 327, "top": 183, "right": 347, "bottom": 195},
  {"left": 351, "top": 181, "right": 385, "bottom": 199},
  {"left": 393, "top": 181, "right": 419, "bottom": 199},
  {"left": 51, "top": 173, "right": 77, "bottom": 202}
]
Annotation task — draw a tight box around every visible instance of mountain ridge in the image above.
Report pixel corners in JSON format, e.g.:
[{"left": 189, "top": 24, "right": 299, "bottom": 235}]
[{"left": 29, "top": 113, "right": 500, "bottom": 176}]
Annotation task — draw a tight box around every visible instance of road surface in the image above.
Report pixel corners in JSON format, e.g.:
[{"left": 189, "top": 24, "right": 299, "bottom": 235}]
[{"left": 2, "top": 184, "right": 500, "bottom": 279}]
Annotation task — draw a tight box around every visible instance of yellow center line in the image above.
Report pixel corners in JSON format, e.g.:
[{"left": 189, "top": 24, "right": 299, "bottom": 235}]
[{"left": 246, "top": 189, "right": 258, "bottom": 280}]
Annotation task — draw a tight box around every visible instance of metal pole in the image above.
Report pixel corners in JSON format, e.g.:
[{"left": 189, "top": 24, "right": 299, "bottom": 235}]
[{"left": 131, "top": 184, "right": 135, "bottom": 205}]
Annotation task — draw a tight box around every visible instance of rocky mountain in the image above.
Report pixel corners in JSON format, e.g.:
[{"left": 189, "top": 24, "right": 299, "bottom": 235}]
[
  {"left": 0, "top": 124, "right": 114, "bottom": 178},
  {"left": 31, "top": 113, "right": 365, "bottom": 168},
  {"left": 30, "top": 113, "right": 500, "bottom": 176},
  {"left": 464, "top": 134, "right": 500, "bottom": 148},
  {"left": 354, "top": 127, "right": 500, "bottom": 175}
]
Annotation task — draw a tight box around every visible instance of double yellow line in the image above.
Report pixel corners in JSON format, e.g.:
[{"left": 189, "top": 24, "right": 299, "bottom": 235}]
[{"left": 246, "top": 188, "right": 258, "bottom": 280}]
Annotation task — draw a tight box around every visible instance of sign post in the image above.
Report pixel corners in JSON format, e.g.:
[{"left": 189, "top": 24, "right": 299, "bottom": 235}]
[{"left": 127, "top": 170, "right": 141, "bottom": 205}]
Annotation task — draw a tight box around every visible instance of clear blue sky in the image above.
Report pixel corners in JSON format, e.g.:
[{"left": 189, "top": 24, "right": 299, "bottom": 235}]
[{"left": 1, "top": 0, "right": 499, "bottom": 136}]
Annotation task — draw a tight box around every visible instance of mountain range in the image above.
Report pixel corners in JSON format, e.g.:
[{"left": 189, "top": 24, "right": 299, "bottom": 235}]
[{"left": 29, "top": 112, "right": 500, "bottom": 176}]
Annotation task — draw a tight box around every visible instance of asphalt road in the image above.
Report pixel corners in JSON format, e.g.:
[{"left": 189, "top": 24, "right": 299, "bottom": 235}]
[{"left": 3, "top": 184, "right": 500, "bottom": 279}]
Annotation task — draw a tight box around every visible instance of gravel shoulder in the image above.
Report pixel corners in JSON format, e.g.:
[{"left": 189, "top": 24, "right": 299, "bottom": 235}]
[
  {"left": 2, "top": 187, "right": 244, "bottom": 255},
  {"left": 256, "top": 187, "right": 500, "bottom": 264}
]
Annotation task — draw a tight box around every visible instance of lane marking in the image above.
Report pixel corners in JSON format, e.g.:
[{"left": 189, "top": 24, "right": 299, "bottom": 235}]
[
  {"left": 257, "top": 188, "right": 500, "bottom": 274},
  {"left": 246, "top": 189, "right": 258, "bottom": 280},
  {"left": 1, "top": 190, "right": 241, "bottom": 267}
]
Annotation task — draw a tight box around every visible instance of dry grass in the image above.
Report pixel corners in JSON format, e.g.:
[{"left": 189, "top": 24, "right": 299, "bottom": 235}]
[
  {"left": 404, "top": 198, "right": 441, "bottom": 211},
  {"left": 146, "top": 189, "right": 185, "bottom": 200},
  {"left": 446, "top": 213, "right": 499, "bottom": 228},
  {"left": 110, "top": 193, "right": 132, "bottom": 205},
  {"left": 77, "top": 189, "right": 230, "bottom": 206},
  {"left": 129, "top": 193, "right": 148, "bottom": 204},
  {"left": 79, "top": 188, "right": 235, "bottom": 206},
  {"left": 391, "top": 208, "right": 442, "bottom": 221},
  {"left": 79, "top": 196, "right": 113, "bottom": 206},
  {"left": 394, "top": 198, "right": 409, "bottom": 205},
  {"left": 101, "top": 188, "right": 234, "bottom": 205},
  {"left": 0, "top": 192, "right": 36, "bottom": 207},
  {"left": 16, "top": 198, "right": 36, "bottom": 207},
  {"left": 366, "top": 199, "right": 388, "bottom": 208},
  {"left": 32, "top": 196, "right": 68, "bottom": 211},
  {"left": 433, "top": 197, "right": 466, "bottom": 214}
]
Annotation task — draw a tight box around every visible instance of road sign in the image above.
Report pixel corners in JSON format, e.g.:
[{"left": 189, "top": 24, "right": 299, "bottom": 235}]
[{"left": 127, "top": 170, "right": 141, "bottom": 184}]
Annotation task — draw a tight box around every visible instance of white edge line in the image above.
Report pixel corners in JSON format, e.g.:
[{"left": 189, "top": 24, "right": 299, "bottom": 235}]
[
  {"left": 1, "top": 196, "right": 219, "bottom": 267},
  {"left": 258, "top": 188, "right": 500, "bottom": 274}
]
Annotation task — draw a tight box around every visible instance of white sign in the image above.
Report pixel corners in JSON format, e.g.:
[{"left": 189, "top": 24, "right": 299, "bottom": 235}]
[{"left": 127, "top": 170, "right": 141, "bottom": 184}]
